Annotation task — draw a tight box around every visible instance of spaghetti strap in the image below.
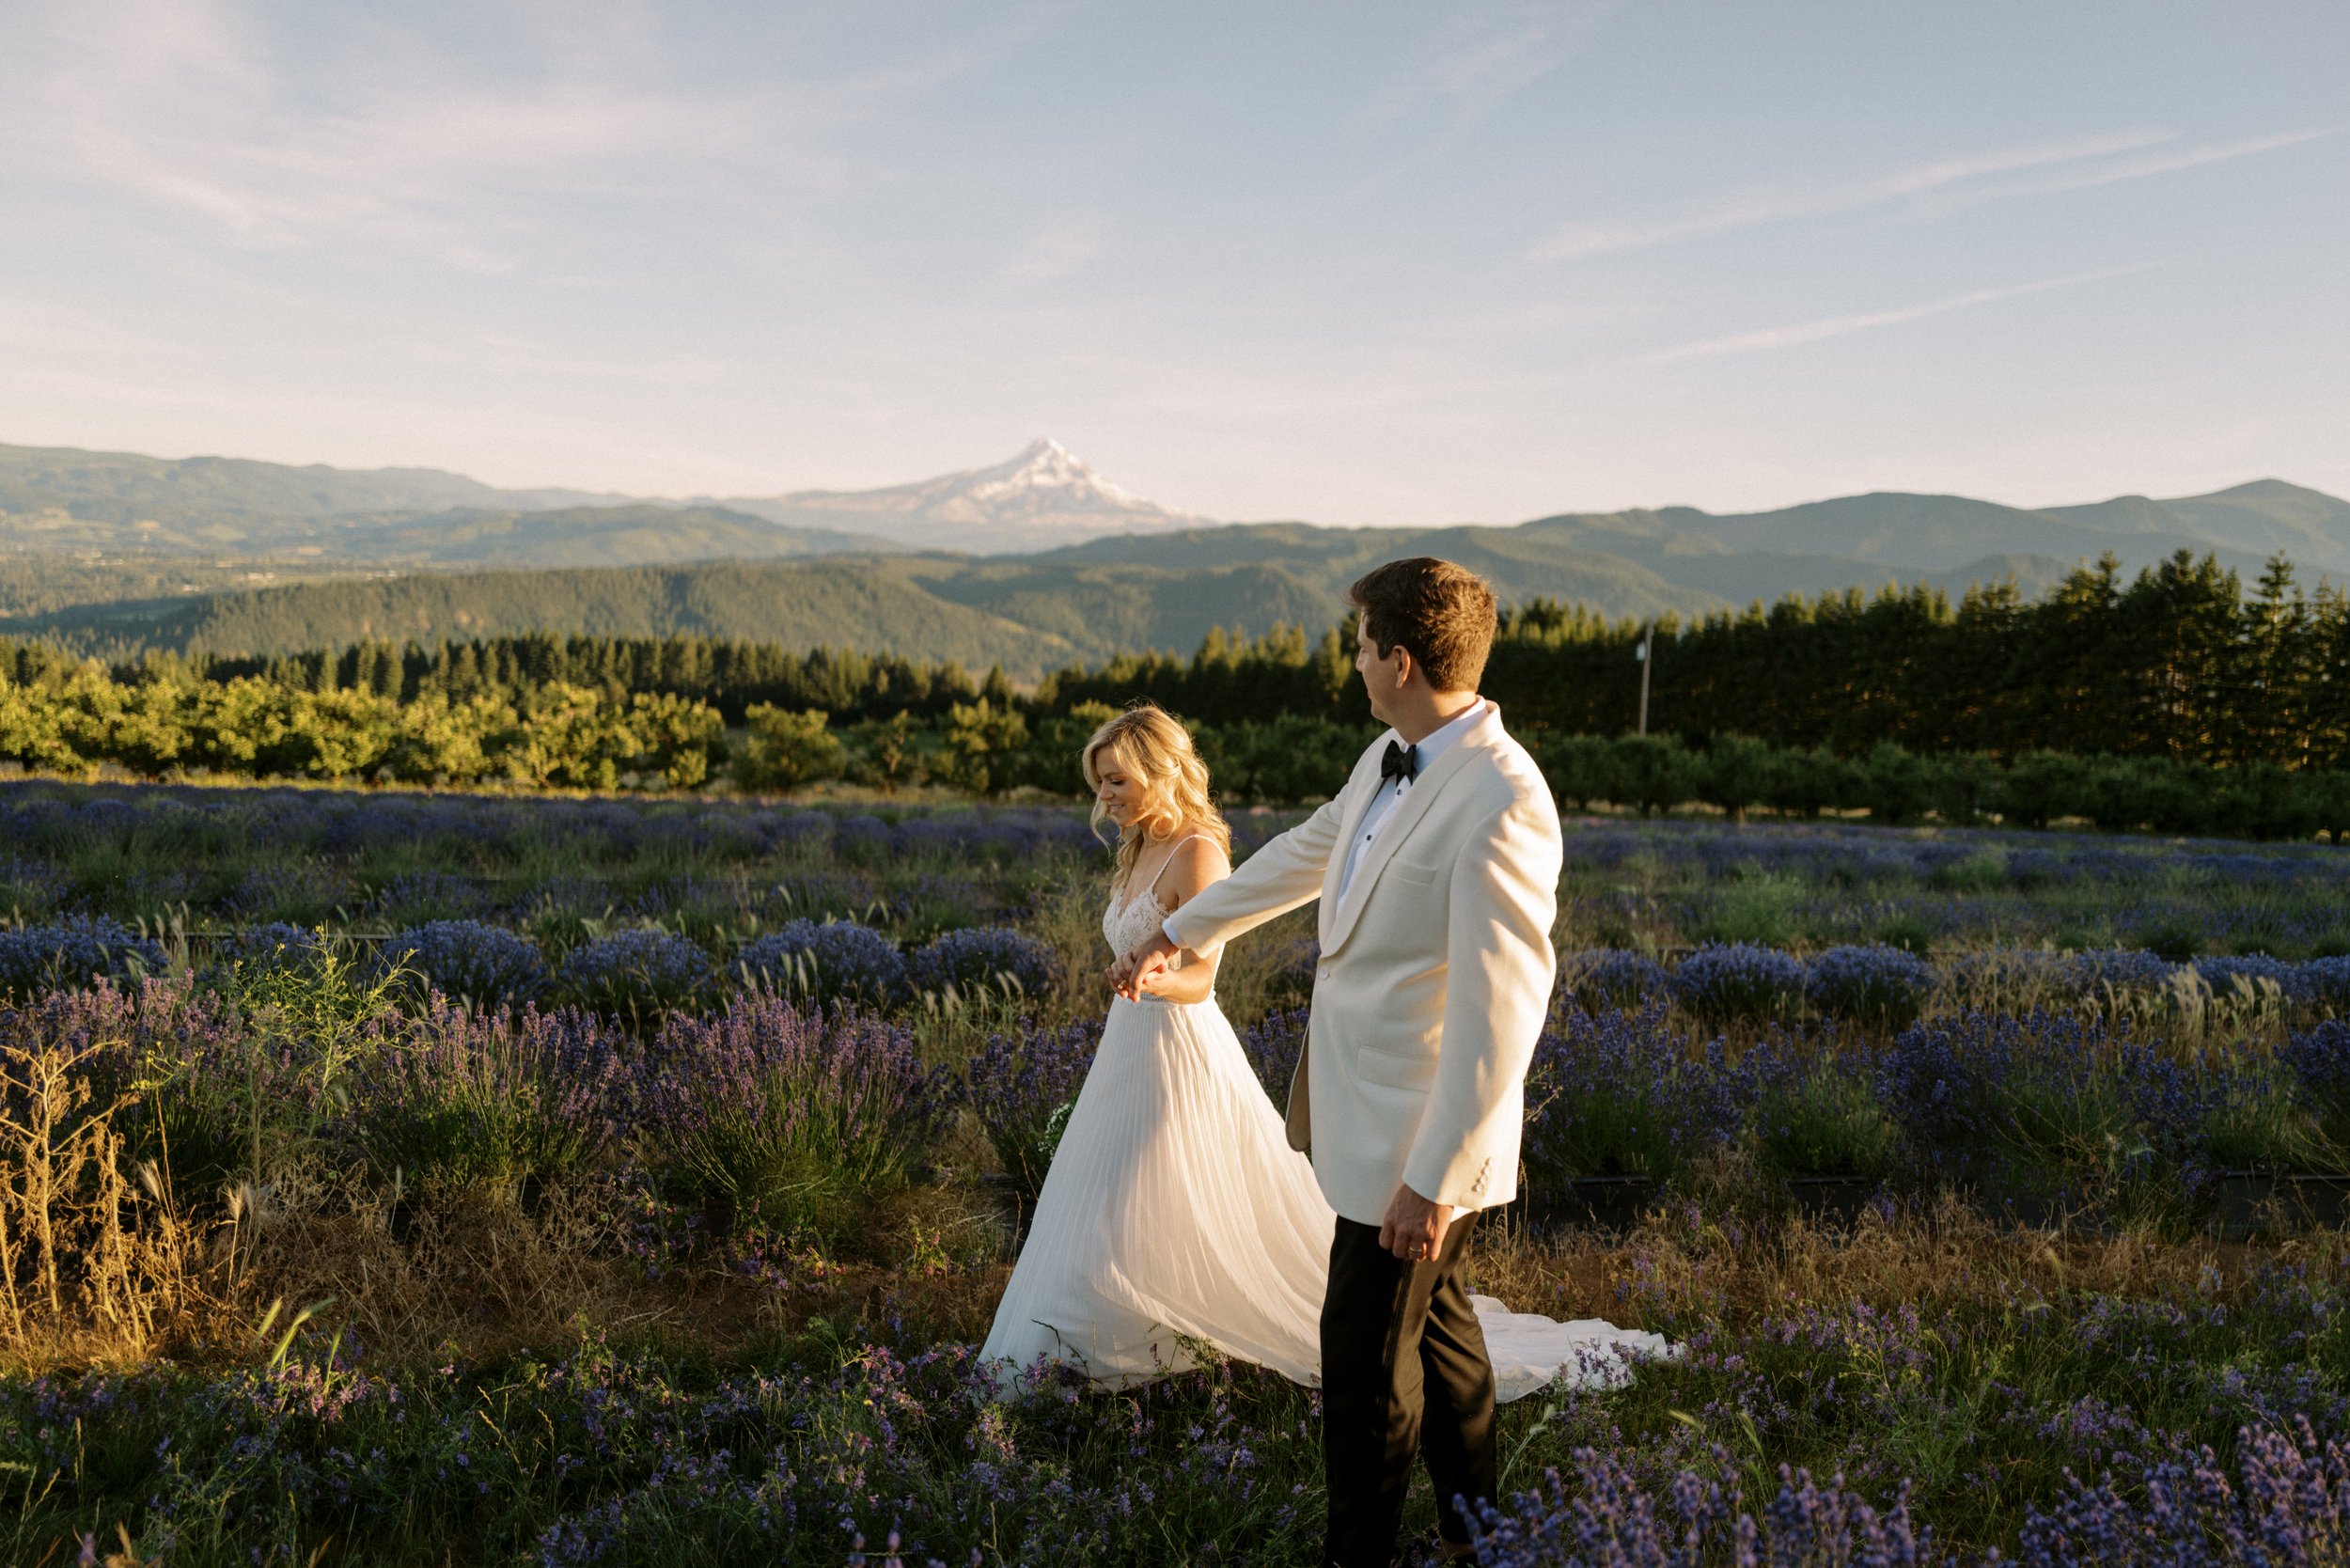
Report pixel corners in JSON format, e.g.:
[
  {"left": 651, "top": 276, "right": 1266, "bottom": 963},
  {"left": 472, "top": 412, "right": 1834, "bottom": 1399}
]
[{"left": 1130, "top": 831, "right": 1214, "bottom": 906}]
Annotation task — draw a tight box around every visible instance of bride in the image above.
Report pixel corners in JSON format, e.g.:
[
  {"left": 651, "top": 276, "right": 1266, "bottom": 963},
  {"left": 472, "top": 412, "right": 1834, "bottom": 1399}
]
[{"left": 979, "top": 703, "right": 1668, "bottom": 1402}]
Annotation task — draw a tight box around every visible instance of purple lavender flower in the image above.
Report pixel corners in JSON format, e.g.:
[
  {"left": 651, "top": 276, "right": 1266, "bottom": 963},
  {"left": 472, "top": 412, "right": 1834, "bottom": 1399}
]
[
  {"left": 211, "top": 922, "right": 326, "bottom": 979},
  {"left": 2016, "top": 1419, "right": 2350, "bottom": 1566},
  {"left": 0, "top": 917, "right": 168, "bottom": 1001},
  {"left": 1806, "top": 944, "right": 1938, "bottom": 1028},
  {"left": 735, "top": 920, "right": 910, "bottom": 1009},
  {"left": 556, "top": 929, "right": 717, "bottom": 1017},
  {"left": 1881, "top": 1009, "right": 2213, "bottom": 1215},
  {"left": 341, "top": 1001, "right": 628, "bottom": 1193},
  {"left": 1671, "top": 942, "right": 1805, "bottom": 1025},
  {"left": 1237, "top": 1008, "right": 1308, "bottom": 1107},
  {"left": 382, "top": 920, "right": 552, "bottom": 1010},
  {"left": 1468, "top": 1447, "right": 1926, "bottom": 1568},
  {"left": 905, "top": 927, "right": 1060, "bottom": 1004},
  {"left": 2194, "top": 953, "right": 2311, "bottom": 1005},
  {"left": 368, "top": 870, "right": 486, "bottom": 924},
  {"left": 634, "top": 996, "right": 948, "bottom": 1235},
  {"left": 1522, "top": 1002, "right": 1747, "bottom": 1184},
  {"left": 961, "top": 1019, "right": 1102, "bottom": 1196},
  {"left": 1563, "top": 949, "right": 1671, "bottom": 1013}
]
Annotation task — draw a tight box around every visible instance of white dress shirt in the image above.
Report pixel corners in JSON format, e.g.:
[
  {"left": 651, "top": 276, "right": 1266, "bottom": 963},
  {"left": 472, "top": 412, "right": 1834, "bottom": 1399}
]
[{"left": 1335, "top": 698, "right": 1487, "bottom": 901}]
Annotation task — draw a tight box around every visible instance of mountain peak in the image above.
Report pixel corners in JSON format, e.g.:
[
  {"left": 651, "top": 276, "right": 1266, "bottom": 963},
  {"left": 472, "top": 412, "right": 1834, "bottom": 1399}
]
[
  {"left": 964, "top": 437, "right": 1142, "bottom": 509},
  {"left": 722, "top": 439, "right": 1211, "bottom": 555}
]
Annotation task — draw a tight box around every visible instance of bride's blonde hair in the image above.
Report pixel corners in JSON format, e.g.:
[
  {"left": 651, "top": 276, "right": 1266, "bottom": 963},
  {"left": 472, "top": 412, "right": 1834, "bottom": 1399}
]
[{"left": 1082, "top": 703, "right": 1231, "bottom": 886}]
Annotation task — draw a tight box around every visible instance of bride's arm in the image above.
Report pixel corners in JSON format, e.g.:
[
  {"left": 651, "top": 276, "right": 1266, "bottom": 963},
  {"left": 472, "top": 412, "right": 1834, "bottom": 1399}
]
[{"left": 1132, "top": 838, "right": 1231, "bottom": 1004}]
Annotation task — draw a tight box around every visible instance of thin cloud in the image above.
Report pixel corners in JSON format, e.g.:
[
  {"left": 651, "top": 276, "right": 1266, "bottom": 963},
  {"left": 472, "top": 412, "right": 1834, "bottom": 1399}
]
[
  {"left": 20, "top": 0, "right": 970, "bottom": 266},
  {"left": 1641, "top": 265, "right": 2153, "bottom": 363},
  {"left": 1949, "top": 126, "right": 2339, "bottom": 207},
  {"left": 1379, "top": 0, "right": 1622, "bottom": 127},
  {"left": 1531, "top": 125, "right": 2329, "bottom": 262},
  {"left": 1532, "top": 131, "right": 2168, "bottom": 261}
]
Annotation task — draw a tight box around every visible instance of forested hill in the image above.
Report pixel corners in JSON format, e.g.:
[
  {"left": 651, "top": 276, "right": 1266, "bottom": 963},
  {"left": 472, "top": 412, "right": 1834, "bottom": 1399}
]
[
  {"left": 0, "top": 520, "right": 2098, "bottom": 676},
  {"left": 0, "top": 556, "right": 1371, "bottom": 676},
  {"left": 0, "top": 560, "right": 1082, "bottom": 677}
]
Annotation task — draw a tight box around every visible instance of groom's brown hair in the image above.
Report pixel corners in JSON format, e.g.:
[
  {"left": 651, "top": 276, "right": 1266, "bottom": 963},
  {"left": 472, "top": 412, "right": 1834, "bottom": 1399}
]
[{"left": 1348, "top": 557, "right": 1496, "bottom": 694}]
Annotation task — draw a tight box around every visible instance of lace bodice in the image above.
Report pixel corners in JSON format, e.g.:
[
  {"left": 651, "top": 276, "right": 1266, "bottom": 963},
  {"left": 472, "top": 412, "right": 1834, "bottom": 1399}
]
[
  {"left": 1101, "top": 832, "right": 1209, "bottom": 958},
  {"left": 1103, "top": 885, "right": 1174, "bottom": 958}
]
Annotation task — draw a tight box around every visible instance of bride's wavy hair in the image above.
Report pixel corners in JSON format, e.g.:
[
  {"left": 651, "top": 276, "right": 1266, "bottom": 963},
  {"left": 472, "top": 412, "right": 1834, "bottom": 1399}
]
[{"left": 1081, "top": 703, "right": 1230, "bottom": 886}]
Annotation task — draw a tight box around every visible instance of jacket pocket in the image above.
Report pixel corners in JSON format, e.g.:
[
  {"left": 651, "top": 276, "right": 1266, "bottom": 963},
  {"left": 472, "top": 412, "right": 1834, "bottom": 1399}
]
[
  {"left": 1354, "top": 1041, "right": 1434, "bottom": 1090},
  {"left": 1389, "top": 857, "right": 1440, "bottom": 886}
]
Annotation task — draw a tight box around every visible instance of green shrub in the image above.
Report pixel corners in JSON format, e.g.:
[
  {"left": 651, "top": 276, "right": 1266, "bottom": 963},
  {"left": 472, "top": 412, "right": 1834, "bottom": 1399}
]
[
  {"left": 732, "top": 705, "right": 847, "bottom": 792},
  {"left": 1694, "top": 734, "right": 1781, "bottom": 823},
  {"left": 933, "top": 699, "right": 1029, "bottom": 796},
  {"left": 1857, "top": 742, "right": 1934, "bottom": 825},
  {"left": 1609, "top": 734, "right": 1695, "bottom": 816},
  {"left": 1536, "top": 732, "right": 1621, "bottom": 810}
]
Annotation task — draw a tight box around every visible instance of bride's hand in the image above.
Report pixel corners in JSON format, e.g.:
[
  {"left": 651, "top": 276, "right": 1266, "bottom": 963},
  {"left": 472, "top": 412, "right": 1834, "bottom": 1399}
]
[{"left": 1110, "top": 932, "right": 1179, "bottom": 998}]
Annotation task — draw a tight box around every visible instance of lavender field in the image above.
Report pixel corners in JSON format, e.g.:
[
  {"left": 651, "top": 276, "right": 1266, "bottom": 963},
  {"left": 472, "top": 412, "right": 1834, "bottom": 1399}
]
[{"left": 6, "top": 780, "right": 2350, "bottom": 1565}]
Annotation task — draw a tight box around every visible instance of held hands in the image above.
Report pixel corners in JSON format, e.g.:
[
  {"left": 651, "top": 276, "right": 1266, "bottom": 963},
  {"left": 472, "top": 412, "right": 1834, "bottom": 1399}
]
[
  {"left": 1107, "top": 931, "right": 1182, "bottom": 1000},
  {"left": 1379, "top": 1182, "right": 1456, "bottom": 1263}
]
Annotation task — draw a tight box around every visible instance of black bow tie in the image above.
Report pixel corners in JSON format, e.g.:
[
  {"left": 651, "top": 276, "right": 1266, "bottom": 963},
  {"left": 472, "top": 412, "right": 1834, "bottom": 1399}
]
[{"left": 1380, "top": 740, "right": 1419, "bottom": 785}]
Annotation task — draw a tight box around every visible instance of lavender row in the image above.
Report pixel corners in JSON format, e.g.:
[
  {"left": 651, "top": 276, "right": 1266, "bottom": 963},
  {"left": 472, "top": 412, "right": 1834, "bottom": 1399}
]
[
  {"left": 0, "top": 914, "right": 1061, "bottom": 1018},
  {"left": 8, "top": 979, "right": 955, "bottom": 1243},
  {"left": 1520, "top": 1000, "right": 2350, "bottom": 1215},
  {"left": 1562, "top": 815, "right": 2350, "bottom": 891},
  {"left": 1568, "top": 941, "right": 2350, "bottom": 1028}
]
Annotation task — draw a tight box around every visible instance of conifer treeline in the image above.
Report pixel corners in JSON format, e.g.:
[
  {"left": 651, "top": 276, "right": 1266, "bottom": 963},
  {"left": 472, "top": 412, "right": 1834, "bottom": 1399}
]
[
  {"left": 1046, "top": 550, "right": 2350, "bottom": 770},
  {"left": 1, "top": 635, "right": 1003, "bottom": 725},
  {"left": 7, "top": 547, "right": 2347, "bottom": 769}
]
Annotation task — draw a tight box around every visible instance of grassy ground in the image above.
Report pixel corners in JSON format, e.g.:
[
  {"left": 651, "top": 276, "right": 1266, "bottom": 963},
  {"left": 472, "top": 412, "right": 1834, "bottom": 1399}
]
[{"left": 6, "top": 786, "right": 2350, "bottom": 1562}]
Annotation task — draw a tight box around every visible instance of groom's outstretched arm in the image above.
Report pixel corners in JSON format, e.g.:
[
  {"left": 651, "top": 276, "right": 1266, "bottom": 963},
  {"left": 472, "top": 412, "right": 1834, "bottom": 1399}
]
[
  {"left": 1160, "top": 789, "right": 1348, "bottom": 956},
  {"left": 1402, "top": 792, "right": 1562, "bottom": 1211}
]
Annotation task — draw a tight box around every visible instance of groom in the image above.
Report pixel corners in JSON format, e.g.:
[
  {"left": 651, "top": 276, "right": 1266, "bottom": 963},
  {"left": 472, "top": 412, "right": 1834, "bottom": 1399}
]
[{"left": 1115, "top": 557, "right": 1562, "bottom": 1567}]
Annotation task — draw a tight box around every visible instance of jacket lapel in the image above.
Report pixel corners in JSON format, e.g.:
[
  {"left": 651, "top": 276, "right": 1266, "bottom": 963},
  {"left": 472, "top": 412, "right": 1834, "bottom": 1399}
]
[
  {"left": 1319, "top": 738, "right": 1394, "bottom": 943},
  {"left": 1323, "top": 704, "right": 1505, "bottom": 953}
]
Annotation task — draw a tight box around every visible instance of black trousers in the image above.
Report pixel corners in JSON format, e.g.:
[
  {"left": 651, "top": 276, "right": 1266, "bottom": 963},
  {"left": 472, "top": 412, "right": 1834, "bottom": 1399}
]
[{"left": 1321, "top": 1212, "right": 1498, "bottom": 1568}]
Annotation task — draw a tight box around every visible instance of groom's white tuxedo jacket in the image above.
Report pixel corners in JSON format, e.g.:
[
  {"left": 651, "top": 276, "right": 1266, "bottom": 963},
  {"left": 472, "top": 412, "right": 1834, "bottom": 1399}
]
[{"left": 1166, "top": 702, "right": 1562, "bottom": 1227}]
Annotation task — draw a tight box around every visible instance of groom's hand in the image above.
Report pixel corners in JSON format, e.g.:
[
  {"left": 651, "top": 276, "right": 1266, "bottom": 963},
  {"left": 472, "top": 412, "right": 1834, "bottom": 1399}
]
[
  {"left": 1380, "top": 1184, "right": 1456, "bottom": 1263},
  {"left": 1109, "top": 931, "right": 1180, "bottom": 999}
]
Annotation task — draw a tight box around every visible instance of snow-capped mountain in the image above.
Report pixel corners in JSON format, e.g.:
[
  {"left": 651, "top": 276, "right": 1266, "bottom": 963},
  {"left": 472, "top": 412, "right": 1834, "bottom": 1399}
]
[{"left": 713, "top": 439, "right": 1214, "bottom": 554}]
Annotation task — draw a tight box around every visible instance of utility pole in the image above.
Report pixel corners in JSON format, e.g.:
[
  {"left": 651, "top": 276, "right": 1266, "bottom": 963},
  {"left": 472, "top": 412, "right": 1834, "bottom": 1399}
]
[{"left": 1635, "top": 622, "right": 1653, "bottom": 737}]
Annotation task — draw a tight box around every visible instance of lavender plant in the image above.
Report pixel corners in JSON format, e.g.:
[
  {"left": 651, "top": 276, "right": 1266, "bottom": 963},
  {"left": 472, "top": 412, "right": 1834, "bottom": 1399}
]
[
  {"left": 340, "top": 1001, "right": 629, "bottom": 1198},
  {"left": 0, "top": 917, "right": 167, "bottom": 1001},
  {"left": 1238, "top": 1007, "right": 1309, "bottom": 1107},
  {"left": 557, "top": 929, "right": 718, "bottom": 1018},
  {"left": 1880, "top": 1011, "right": 2211, "bottom": 1219},
  {"left": 380, "top": 920, "right": 552, "bottom": 1010},
  {"left": 1805, "top": 943, "right": 1938, "bottom": 1028},
  {"left": 2281, "top": 1021, "right": 2350, "bottom": 1155},
  {"left": 1670, "top": 942, "right": 1805, "bottom": 1026},
  {"left": 1749, "top": 1035, "right": 1903, "bottom": 1180},
  {"left": 1521, "top": 1003, "right": 1747, "bottom": 1185},
  {"left": 905, "top": 925, "right": 1061, "bottom": 1004},
  {"left": 961, "top": 1018, "right": 1102, "bottom": 1197},
  {"left": 1562, "top": 949, "right": 1670, "bottom": 1013},
  {"left": 1468, "top": 1448, "right": 1930, "bottom": 1568},
  {"left": 634, "top": 996, "right": 948, "bottom": 1239},
  {"left": 734, "top": 920, "right": 909, "bottom": 1009}
]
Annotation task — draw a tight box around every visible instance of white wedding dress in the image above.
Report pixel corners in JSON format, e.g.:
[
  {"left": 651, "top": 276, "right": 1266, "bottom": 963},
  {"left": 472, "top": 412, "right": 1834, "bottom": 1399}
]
[{"left": 979, "top": 878, "right": 1673, "bottom": 1402}]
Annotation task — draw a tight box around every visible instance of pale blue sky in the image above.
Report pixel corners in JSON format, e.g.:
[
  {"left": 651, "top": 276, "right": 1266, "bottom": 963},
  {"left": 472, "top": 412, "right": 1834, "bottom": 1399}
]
[{"left": 1, "top": 1, "right": 2342, "bottom": 523}]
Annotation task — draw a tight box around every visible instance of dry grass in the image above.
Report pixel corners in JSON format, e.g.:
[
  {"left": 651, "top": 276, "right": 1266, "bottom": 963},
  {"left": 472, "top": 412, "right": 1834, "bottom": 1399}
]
[
  {"left": 5, "top": 1008, "right": 2326, "bottom": 1382},
  {"left": 1463, "top": 1192, "right": 2317, "bottom": 1335},
  {"left": 0, "top": 1042, "right": 227, "bottom": 1370}
]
